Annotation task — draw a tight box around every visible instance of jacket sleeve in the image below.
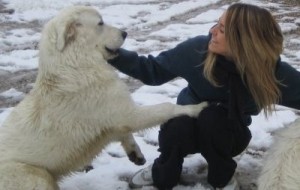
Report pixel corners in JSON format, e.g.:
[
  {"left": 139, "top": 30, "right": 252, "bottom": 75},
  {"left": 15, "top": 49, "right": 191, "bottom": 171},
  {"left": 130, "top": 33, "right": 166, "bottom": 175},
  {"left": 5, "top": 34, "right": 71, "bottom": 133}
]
[
  {"left": 108, "top": 35, "right": 209, "bottom": 85},
  {"left": 108, "top": 49, "right": 177, "bottom": 85},
  {"left": 277, "top": 60, "right": 300, "bottom": 110}
]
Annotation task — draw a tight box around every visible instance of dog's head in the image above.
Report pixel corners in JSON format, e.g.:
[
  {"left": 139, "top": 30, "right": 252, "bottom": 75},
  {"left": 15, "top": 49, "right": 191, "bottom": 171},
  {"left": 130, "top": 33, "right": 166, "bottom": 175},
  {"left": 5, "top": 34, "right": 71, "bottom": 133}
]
[{"left": 41, "top": 6, "right": 127, "bottom": 60}]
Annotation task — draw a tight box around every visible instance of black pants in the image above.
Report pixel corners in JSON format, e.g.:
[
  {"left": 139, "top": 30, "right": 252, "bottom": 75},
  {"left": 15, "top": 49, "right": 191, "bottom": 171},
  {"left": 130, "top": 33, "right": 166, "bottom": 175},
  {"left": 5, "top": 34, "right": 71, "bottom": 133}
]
[{"left": 151, "top": 105, "right": 252, "bottom": 189}]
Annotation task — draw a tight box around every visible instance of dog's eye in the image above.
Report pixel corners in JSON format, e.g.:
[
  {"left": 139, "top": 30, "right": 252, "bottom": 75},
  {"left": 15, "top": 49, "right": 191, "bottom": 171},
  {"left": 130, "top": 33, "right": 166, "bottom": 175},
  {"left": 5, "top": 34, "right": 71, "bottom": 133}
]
[{"left": 98, "top": 21, "right": 104, "bottom": 26}]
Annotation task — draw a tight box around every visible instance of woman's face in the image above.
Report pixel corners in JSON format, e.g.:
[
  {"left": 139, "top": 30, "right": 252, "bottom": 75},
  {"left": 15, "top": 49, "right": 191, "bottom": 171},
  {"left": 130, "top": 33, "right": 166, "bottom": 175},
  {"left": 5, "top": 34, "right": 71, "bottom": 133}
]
[{"left": 208, "top": 11, "right": 229, "bottom": 57}]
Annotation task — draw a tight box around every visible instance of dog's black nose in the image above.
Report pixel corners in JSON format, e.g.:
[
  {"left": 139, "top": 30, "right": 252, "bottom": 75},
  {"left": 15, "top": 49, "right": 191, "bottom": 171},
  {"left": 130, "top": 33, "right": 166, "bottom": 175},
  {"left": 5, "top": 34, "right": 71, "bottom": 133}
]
[{"left": 121, "top": 31, "right": 127, "bottom": 39}]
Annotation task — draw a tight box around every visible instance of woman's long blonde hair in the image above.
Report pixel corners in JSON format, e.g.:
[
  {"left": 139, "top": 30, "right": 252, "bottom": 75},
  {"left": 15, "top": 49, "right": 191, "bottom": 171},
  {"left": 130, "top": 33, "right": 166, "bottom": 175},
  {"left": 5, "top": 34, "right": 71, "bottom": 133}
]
[{"left": 203, "top": 3, "right": 283, "bottom": 115}]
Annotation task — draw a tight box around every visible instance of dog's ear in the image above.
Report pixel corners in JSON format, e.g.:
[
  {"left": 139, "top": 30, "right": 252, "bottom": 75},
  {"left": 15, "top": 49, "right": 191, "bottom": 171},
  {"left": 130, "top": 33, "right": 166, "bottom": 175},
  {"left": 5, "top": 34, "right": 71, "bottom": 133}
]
[{"left": 56, "top": 21, "right": 76, "bottom": 51}]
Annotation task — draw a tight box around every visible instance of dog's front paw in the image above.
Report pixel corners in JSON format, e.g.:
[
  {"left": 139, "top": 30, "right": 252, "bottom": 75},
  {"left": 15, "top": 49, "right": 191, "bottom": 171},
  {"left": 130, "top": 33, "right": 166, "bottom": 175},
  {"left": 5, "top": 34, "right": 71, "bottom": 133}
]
[
  {"left": 128, "top": 151, "right": 146, "bottom": 165},
  {"left": 189, "top": 101, "right": 209, "bottom": 118}
]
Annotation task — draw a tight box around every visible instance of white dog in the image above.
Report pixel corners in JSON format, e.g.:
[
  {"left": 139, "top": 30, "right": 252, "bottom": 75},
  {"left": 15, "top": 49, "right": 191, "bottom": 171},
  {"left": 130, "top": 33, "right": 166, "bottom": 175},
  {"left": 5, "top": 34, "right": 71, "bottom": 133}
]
[
  {"left": 258, "top": 118, "right": 300, "bottom": 190},
  {"left": 0, "top": 6, "right": 207, "bottom": 190}
]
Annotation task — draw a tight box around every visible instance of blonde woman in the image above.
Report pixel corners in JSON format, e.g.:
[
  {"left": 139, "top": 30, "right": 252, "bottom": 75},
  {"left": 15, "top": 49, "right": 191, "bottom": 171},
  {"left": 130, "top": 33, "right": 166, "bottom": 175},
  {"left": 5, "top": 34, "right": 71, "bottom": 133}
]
[{"left": 109, "top": 3, "right": 300, "bottom": 190}]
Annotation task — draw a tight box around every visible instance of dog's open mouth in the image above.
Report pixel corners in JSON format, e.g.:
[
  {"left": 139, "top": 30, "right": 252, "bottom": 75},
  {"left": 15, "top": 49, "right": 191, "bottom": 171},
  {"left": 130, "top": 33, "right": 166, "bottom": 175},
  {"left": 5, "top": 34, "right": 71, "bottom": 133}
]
[{"left": 105, "top": 47, "right": 119, "bottom": 55}]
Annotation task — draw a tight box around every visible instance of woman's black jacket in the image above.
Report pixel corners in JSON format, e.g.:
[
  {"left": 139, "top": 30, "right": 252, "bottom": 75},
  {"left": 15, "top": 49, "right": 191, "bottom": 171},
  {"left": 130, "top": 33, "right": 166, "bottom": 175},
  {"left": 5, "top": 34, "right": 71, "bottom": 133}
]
[{"left": 109, "top": 35, "right": 300, "bottom": 126}]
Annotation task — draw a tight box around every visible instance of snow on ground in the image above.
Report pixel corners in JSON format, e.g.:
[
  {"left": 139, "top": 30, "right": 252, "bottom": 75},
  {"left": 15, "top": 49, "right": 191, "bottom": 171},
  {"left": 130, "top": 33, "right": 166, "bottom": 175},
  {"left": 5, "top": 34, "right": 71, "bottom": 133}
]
[{"left": 0, "top": 0, "right": 299, "bottom": 189}]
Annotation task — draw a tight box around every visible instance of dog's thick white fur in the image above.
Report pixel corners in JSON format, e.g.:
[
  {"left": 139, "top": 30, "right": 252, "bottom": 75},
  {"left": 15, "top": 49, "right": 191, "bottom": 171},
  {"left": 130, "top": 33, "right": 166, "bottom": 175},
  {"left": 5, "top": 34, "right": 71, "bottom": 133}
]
[
  {"left": 0, "top": 6, "right": 207, "bottom": 190},
  {"left": 258, "top": 118, "right": 300, "bottom": 190}
]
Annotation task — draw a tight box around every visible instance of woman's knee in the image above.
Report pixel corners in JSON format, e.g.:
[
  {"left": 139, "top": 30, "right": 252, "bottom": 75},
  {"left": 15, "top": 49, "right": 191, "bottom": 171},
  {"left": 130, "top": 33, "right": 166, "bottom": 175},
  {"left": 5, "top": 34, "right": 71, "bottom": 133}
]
[
  {"left": 196, "top": 105, "right": 235, "bottom": 153},
  {"left": 158, "top": 115, "right": 197, "bottom": 154},
  {"left": 196, "top": 104, "right": 251, "bottom": 156},
  {"left": 200, "top": 104, "right": 227, "bottom": 119},
  {"left": 197, "top": 105, "right": 228, "bottom": 132}
]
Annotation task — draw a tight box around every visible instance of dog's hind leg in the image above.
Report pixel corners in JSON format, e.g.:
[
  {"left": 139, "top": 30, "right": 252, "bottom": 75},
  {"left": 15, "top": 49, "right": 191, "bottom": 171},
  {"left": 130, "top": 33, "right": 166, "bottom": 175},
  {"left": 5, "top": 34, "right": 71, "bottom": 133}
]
[{"left": 0, "top": 161, "right": 58, "bottom": 190}]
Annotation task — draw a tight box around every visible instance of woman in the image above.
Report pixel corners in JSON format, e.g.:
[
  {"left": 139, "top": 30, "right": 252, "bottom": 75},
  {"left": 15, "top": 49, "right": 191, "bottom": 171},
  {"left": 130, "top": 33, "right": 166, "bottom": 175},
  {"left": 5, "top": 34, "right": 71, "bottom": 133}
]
[{"left": 109, "top": 3, "right": 300, "bottom": 190}]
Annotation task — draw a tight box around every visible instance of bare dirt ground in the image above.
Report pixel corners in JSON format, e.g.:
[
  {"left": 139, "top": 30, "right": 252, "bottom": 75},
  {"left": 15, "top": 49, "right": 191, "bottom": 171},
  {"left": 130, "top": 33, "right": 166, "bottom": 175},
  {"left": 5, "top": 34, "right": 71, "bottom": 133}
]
[{"left": 0, "top": 0, "right": 299, "bottom": 189}]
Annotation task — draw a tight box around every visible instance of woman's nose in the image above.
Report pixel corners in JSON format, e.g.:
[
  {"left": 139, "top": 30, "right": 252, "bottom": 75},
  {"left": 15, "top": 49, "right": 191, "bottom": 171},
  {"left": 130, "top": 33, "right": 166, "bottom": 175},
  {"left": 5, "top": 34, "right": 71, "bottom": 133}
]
[{"left": 210, "top": 24, "right": 217, "bottom": 35}]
